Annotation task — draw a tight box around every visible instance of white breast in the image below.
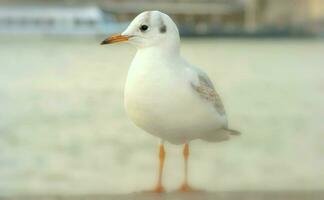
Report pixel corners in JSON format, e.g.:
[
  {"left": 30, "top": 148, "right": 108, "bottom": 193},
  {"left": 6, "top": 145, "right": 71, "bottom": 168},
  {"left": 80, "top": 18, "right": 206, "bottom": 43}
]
[{"left": 124, "top": 52, "right": 226, "bottom": 144}]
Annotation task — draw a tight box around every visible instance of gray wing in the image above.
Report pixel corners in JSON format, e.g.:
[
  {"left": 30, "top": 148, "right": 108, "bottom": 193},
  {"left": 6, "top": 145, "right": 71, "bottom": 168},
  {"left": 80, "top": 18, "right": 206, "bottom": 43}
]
[{"left": 190, "top": 69, "right": 226, "bottom": 115}]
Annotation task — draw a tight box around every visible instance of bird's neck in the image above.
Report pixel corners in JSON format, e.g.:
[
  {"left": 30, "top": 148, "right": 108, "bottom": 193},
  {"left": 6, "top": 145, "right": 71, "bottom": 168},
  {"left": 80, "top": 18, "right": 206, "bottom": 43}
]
[{"left": 136, "top": 45, "right": 180, "bottom": 60}]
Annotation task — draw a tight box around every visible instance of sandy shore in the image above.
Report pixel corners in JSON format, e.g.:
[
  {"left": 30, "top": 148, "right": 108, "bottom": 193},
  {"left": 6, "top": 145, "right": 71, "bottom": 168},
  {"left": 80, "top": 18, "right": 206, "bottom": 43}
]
[{"left": 1, "top": 37, "right": 324, "bottom": 194}]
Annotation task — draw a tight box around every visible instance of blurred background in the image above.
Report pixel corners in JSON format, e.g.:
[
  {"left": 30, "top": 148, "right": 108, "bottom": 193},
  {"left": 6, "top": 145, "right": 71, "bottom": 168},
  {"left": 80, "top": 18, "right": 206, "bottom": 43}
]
[
  {"left": 1, "top": 0, "right": 324, "bottom": 36},
  {"left": 0, "top": 0, "right": 324, "bottom": 197}
]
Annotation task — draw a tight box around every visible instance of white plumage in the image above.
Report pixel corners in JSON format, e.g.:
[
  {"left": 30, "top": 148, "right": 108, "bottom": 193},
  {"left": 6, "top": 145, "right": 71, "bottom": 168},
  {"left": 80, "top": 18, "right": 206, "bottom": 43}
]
[{"left": 101, "top": 10, "right": 240, "bottom": 192}]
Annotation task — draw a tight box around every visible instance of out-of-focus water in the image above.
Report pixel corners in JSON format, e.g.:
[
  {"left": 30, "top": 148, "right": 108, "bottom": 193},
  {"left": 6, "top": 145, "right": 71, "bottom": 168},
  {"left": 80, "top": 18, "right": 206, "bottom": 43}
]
[{"left": 0, "top": 37, "right": 324, "bottom": 195}]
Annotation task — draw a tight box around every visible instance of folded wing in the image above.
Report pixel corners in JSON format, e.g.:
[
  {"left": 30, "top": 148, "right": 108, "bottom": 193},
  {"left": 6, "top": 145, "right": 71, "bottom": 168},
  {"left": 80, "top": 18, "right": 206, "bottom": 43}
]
[{"left": 190, "top": 69, "right": 226, "bottom": 116}]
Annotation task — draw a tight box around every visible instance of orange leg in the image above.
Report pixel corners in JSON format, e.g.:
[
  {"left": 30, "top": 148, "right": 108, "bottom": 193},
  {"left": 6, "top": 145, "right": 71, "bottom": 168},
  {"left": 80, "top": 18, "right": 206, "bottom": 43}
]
[
  {"left": 179, "top": 143, "right": 194, "bottom": 192},
  {"left": 152, "top": 143, "right": 165, "bottom": 193}
]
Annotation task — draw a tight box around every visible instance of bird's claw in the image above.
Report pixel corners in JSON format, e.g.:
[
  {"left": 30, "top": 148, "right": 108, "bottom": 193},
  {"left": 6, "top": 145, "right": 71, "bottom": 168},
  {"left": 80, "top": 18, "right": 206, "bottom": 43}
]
[
  {"left": 143, "top": 185, "right": 165, "bottom": 193},
  {"left": 178, "top": 183, "right": 199, "bottom": 192}
]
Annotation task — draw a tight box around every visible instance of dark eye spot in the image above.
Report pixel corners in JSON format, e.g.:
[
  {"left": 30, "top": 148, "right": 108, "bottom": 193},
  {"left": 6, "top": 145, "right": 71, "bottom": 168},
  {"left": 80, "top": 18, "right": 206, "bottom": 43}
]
[
  {"left": 140, "top": 24, "right": 148, "bottom": 32},
  {"left": 160, "top": 25, "right": 167, "bottom": 33}
]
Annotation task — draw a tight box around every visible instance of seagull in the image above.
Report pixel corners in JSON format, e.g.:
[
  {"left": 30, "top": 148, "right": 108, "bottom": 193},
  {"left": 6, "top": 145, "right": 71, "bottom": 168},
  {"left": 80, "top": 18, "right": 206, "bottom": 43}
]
[{"left": 101, "top": 11, "right": 240, "bottom": 193}]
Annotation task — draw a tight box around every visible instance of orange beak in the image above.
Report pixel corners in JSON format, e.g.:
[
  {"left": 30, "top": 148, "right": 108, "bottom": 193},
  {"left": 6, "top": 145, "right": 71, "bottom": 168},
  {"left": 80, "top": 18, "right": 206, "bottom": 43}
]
[{"left": 100, "top": 34, "right": 129, "bottom": 45}]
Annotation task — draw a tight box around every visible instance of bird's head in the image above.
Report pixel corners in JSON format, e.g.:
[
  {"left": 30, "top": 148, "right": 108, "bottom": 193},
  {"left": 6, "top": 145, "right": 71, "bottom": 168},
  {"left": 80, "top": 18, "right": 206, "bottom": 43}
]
[{"left": 101, "top": 11, "right": 180, "bottom": 49}]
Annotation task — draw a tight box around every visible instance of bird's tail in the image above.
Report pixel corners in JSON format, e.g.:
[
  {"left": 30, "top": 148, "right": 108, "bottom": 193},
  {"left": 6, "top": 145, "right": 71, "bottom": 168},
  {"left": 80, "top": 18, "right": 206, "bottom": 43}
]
[
  {"left": 200, "top": 128, "right": 241, "bottom": 142},
  {"left": 226, "top": 128, "right": 241, "bottom": 136}
]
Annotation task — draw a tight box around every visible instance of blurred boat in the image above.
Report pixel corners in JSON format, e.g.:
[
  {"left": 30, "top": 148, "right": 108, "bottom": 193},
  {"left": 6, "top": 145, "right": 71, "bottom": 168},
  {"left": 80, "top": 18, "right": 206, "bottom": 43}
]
[{"left": 0, "top": 6, "right": 128, "bottom": 36}]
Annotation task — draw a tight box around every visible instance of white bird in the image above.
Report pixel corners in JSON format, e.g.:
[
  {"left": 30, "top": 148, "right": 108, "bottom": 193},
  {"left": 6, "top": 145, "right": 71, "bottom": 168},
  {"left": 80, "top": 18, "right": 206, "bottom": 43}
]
[{"left": 101, "top": 11, "right": 240, "bottom": 193}]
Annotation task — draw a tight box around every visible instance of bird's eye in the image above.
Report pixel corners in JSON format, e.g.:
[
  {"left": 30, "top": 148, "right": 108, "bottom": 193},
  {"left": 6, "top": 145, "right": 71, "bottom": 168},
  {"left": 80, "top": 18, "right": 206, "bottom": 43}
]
[{"left": 139, "top": 24, "right": 149, "bottom": 32}]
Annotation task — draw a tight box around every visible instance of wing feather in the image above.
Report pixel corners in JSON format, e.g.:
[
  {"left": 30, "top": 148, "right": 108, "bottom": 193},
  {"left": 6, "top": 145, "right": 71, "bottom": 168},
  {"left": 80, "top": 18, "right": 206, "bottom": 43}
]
[{"left": 190, "top": 70, "right": 226, "bottom": 115}]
